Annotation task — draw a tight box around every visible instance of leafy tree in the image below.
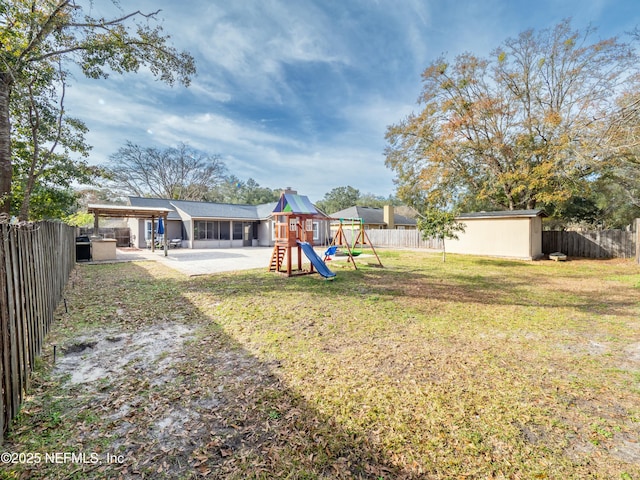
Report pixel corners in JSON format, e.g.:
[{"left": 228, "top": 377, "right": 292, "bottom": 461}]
[
  {"left": 603, "top": 88, "right": 640, "bottom": 212},
  {"left": 63, "top": 210, "right": 93, "bottom": 227},
  {"left": 315, "top": 186, "right": 361, "bottom": 214},
  {"left": 210, "top": 176, "right": 279, "bottom": 205},
  {"left": 106, "top": 142, "right": 227, "bottom": 200},
  {"left": 417, "top": 207, "right": 465, "bottom": 262},
  {"left": 385, "top": 20, "right": 639, "bottom": 212},
  {"left": 356, "top": 193, "right": 402, "bottom": 209},
  {"left": 10, "top": 60, "right": 98, "bottom": 220},
  {"left": 240, "top": 178, "right": 279, "bottom": 205},
  {"left": 208, "top": 175, "right": 243, "bottom": 203},
  {"left": 11, "top": 183, "right": 79, "bottom": 220},
  {"left": 0, "top": 0, "right": 196, "bottom": 214}
]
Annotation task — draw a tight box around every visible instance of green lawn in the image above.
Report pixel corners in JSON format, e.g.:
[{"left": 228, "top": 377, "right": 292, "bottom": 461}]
[{"left": 2, "top": 250, "right": 640, "bottom": 479}]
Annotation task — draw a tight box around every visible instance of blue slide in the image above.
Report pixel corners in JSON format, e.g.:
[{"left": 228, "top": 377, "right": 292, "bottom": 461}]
[{"left": 297, "top": 241, "right": 337, "bottom": 278}]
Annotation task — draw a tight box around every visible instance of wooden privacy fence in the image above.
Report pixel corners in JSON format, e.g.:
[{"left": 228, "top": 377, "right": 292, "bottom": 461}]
[
  {"left": 362, "top": 229, "right": 443, "bottom": 250},
  {"left": 0, "top": 220, "right": 75, "bottom": 445},
  {"left": 354, "top": 227, "right": 637, "bottom": 260},
  {"left": 78, "top": 227, "right": 131, "bottom": 247},
  {"left": 542, "top": 229, "right": 637, "bottom": 259}
]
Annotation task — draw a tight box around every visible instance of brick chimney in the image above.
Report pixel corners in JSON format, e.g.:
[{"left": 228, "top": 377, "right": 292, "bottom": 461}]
[
  {"left": 282, "top": 187, "right": 297, "bottom": 195},
  {"left": 383, "top": 205, "right": 395, "bottom": 229}
]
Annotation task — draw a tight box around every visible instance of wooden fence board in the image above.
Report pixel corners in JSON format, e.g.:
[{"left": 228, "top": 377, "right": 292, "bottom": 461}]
[
  {"left": 351, "top": 227, "right": 636, "bottom": 260},
  {"left": 78, "top": 227, "right": 131, "bottom": 247},
  {"left": 0, "top": 221, "right": 75, "bottom": 445},
  {"left": 6, "top": 225, "right": 20, "bottom": 421},
  {"left": 637, "top": 219, "right": 640, "bottom": 264},
  {"left": 362, "top": 229, "right": 443, "bottom": 250},
  {"left": 0, "top": 225, "right": 9, "bottom": 443},
  {"left": 542, "top": 229, "right": 636, "bottom": 259}
]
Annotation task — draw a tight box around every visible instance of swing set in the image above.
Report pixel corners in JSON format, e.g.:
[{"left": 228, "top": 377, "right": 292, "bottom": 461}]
[{"left": 326, "top": 218, "right": 383, "bottom": 269}]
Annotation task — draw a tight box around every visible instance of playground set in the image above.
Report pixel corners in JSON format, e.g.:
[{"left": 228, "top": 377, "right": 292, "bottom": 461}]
[
  {"left": 327, "top": 217, "right": 383, "bottom": 269},
  {"left": 268, "top": 193, "right": 382, "bottom": 279}
]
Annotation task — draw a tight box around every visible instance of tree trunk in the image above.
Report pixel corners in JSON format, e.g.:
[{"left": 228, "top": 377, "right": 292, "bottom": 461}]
[
  {"left": 0, "top": 76, "right": 12, "bottom": 215},
  {"left": 18, "top": 171, "right": 37, "bottom": 221}
]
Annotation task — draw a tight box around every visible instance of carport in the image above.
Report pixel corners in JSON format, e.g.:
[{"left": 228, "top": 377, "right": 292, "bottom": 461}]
[{"left": 87, "top": 204, "right": 173, "bottom": 257}]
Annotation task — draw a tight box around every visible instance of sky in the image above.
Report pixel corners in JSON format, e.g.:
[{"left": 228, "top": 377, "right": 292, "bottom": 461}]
[{"left": 64, "top": 0, "right": 639, "bottom": 203}]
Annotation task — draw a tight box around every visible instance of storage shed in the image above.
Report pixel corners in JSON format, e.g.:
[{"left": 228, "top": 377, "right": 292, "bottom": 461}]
[{"left": 445, "top": 210, "right": 547, "bottom": 260}]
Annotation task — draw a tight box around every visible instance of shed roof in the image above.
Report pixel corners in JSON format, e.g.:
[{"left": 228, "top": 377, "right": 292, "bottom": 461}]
[{"left": 456, "top": 209, "right": 548, "bottom": 220}]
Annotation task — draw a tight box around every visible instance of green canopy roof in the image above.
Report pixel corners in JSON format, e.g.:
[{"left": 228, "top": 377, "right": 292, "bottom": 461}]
[{"left": 272, "top": 193, "right": 318, "bottom": 214}]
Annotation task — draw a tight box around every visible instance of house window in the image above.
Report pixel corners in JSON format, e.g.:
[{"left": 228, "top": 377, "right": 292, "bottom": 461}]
[
  {"left": 312, "top": 222, "right": 319, "bottom": 241},
  {"left": 194, "top": 220, "right": 226, "bottom": 240},
  {"left": 219, "top": 221, "right": 230, "bottom": 240},
  {"left": 194, "top": 221, "right": 207, "bottom": 240},
  {"left": 232, "top": 222, "right": 243, "bottom": 240},
  {"left": 145, "top": 221, "right": 152, "bottom": 240},
  {"left": 207, "top": 222, "right": 218, "bottom": 239}
]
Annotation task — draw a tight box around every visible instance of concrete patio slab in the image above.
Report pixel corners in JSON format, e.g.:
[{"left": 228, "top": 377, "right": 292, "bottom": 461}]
[{"left": 112, "top": 246, "right": 366, "bottom": 276}]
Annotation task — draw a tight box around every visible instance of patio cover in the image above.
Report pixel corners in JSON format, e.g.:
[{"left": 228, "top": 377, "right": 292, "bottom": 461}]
[{"left": 87, "top": 204, "right": 173, "bottom": 255}]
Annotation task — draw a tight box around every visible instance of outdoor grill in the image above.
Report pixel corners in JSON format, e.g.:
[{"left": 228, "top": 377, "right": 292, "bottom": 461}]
[{"left": 75, "top": 235, "right": 91, "bottom": 262}]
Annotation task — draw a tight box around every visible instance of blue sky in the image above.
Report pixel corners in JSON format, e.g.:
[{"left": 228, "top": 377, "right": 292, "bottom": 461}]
[{"left": 65, "top": 0, "right": 639, "bottom": 203}]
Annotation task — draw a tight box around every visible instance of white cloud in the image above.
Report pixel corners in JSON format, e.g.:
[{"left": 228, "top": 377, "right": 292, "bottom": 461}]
[{"left": 56, "top": 0, "right": 637, "bottom": 202}]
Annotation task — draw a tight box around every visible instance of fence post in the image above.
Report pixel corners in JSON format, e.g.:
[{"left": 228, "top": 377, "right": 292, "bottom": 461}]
[{"left": 636, "top": 218, "right": 640, "bottom": 265}]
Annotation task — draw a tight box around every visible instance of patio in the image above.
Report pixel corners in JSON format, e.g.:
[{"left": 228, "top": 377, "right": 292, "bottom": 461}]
[
  {"left": 115, "top": 247, "right": 275, "bottom": 276},
  {"left": 113, "top": 246, "right": 363, "bottom": 276}
]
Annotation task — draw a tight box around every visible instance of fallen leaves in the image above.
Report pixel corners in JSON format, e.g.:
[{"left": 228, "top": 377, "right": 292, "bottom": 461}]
[{"left": 3, "top": 256, "right": 640, "bottom": 478}]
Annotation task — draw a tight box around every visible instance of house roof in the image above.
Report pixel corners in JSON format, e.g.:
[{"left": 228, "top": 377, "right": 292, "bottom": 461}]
[
  {"left": 128, "top": 197, "right": 181, "bottom": 220},
  {"left": 170, "top": 199, "right": 264, "bottom": 220},
  {"left": 456, "top": 209, "right": 548, "bottom": 220},
  {"left": 330, "top": 206, "right": 417, "bottom": 226},
  {"left": 256, "top": 202, "right": 278, "bottom": 219},
  {"left": 127, "top": 196, "right": 319, "bottom": 221}
]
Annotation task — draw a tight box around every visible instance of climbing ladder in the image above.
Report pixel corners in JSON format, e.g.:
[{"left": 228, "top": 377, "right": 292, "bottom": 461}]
[{"left": 268, "top": 245, "right": 286, "bottom": 272}]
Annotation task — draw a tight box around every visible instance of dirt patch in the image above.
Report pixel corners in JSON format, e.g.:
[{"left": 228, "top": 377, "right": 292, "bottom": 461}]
[{"left": 54, "top": 323, "right": 195, "bottom": 386}]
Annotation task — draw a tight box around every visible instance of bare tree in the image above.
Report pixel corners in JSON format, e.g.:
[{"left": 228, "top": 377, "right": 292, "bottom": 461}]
[{"left": 107, "top": 142, "right": 227, "bottom": 200}]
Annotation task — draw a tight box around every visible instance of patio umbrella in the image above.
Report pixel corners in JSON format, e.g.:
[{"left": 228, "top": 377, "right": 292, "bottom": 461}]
[{"left": 157, "top": 217, "right": 165, "bottom": 235}]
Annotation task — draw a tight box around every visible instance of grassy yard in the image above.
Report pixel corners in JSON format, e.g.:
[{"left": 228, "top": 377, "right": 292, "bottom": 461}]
[{"left": 2, "top": 250, "right": 640, "bottom": 479}]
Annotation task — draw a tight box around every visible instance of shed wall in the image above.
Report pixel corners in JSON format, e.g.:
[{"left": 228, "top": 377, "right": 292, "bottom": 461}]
[{"left": 445, "top": 217, "right": 538, "bottom": 259}]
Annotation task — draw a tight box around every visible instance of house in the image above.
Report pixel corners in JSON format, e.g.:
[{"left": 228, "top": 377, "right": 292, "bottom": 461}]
[
  {"left": 329, "top": 205, "right": 418, "bottom": 229},
  {"left": 127, "top": 193, "right": 331, "bottom": 249},
  {"left": 445, "top": 209, "right": 548, "bottom": 260}
]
